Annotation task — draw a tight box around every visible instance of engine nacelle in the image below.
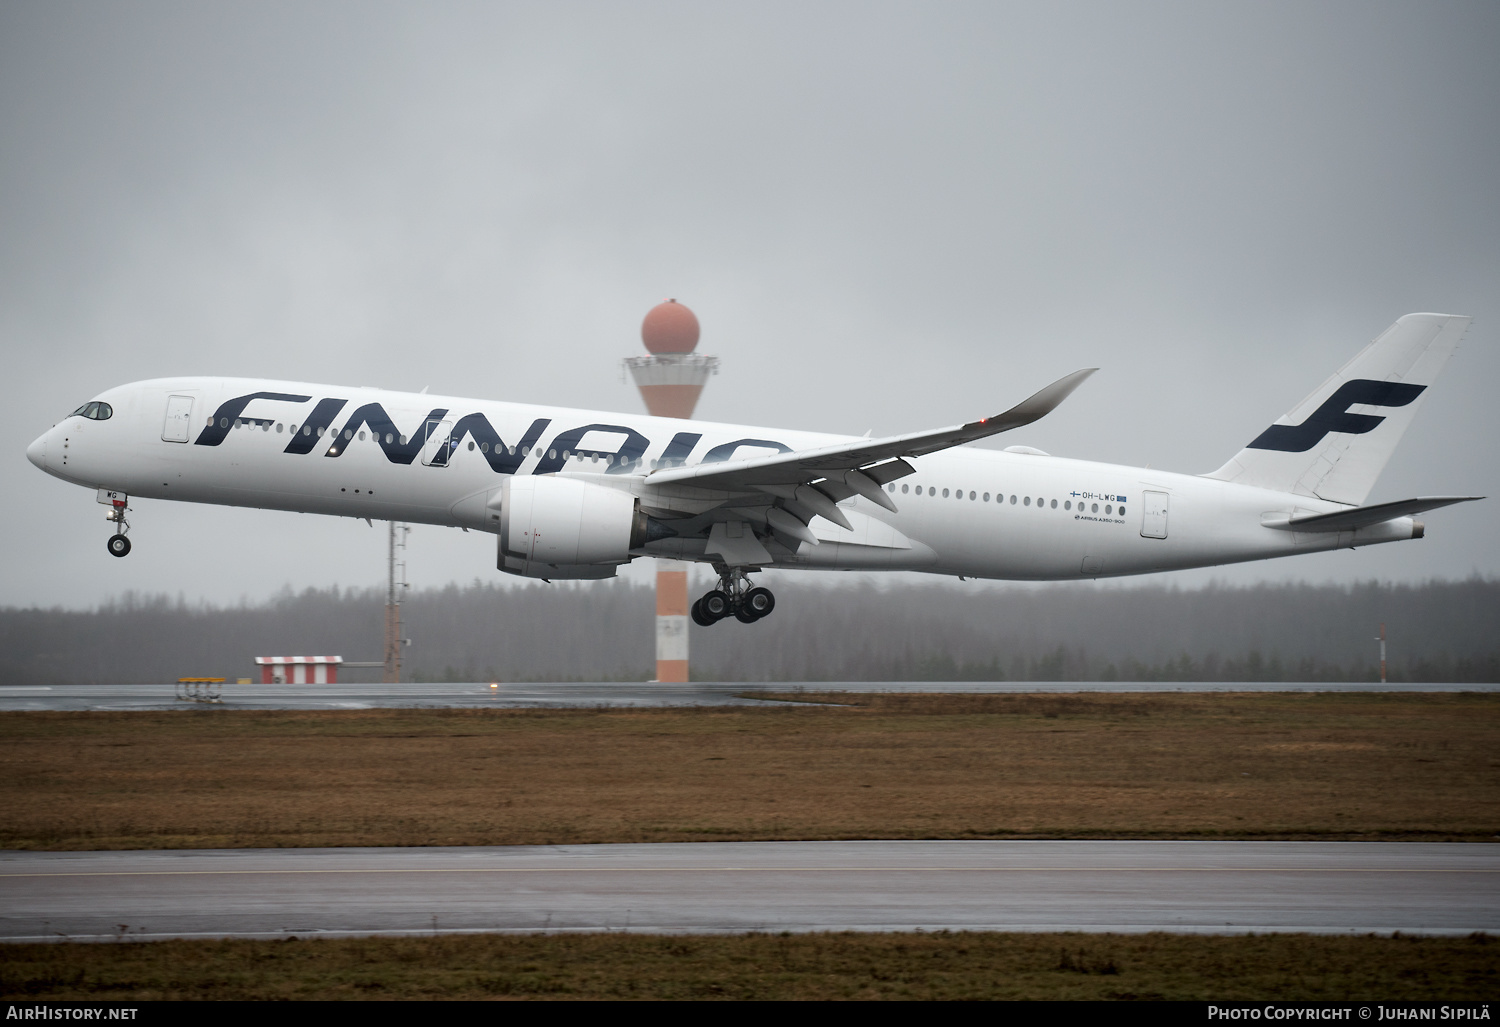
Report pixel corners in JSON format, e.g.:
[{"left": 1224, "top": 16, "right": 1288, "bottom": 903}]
[{"left": 498, "top": 475, "right": 645, "bottom": 579}]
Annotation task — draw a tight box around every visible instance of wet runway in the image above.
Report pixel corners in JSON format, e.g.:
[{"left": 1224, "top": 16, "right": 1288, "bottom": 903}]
[
  {"left": 2, "top": 841, "right": 1494, "bottom": 942},
  {"left": 0, "top": 681, "right": 771, "bottom": 712},
  {"left": 1, "top": 680, "right": 1491, "bottom": 712}
]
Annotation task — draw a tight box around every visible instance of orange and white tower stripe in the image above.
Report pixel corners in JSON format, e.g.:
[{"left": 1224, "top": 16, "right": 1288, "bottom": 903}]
[
  {"left": 654, "top": 559, "right": 690, "bottom": 682},
  {"left": 625, "top": 300, "right": 718, "bottom": 683}
]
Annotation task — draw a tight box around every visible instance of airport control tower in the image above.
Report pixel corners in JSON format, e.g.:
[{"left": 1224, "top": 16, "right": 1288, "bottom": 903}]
[{"left": 625, "top": 300, "right": 719, "bottom": 682}]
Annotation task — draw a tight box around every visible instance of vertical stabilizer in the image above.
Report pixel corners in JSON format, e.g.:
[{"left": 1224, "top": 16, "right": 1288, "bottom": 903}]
[{"left": 1204, "top": 313, "right": 1469, "bottom": 505}]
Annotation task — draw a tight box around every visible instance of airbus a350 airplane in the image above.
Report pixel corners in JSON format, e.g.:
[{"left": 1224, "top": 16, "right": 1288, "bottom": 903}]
[{"left": 26, "top": 313, "right": 1481, "bottom": 625}]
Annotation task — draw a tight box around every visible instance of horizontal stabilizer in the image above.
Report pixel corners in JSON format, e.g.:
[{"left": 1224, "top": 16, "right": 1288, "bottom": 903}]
[{"left": 1263, "top": 495, "right": 1482, "bottom": 533}]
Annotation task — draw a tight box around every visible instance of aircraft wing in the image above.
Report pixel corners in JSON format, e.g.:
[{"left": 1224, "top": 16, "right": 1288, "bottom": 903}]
[{"left": 644, "top": 368, "right": 1098, "bottom": 498}]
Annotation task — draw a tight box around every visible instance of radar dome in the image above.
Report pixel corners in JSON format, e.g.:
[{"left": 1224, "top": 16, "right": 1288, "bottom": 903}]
[{"left": 641, "top": 299, "right": 700, "bottom": 354}]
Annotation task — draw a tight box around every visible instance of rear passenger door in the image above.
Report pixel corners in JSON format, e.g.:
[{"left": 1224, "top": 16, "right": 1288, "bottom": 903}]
[{"left": 1141, "top": 490, "right": 1169, "bottom": 539}]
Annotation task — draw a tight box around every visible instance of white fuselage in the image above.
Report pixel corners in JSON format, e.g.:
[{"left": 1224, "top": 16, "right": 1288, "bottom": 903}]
[{"left": 27, "top": 376, "right": 1418, "bottom": 580}]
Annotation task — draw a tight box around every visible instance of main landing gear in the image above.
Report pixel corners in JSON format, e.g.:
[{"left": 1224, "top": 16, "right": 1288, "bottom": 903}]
[
  {"left": 691, "top": 568, "right": 776, "bottom": 626},
  {"left": 105, "top": 500, "right": 132, "bottom": 558}
]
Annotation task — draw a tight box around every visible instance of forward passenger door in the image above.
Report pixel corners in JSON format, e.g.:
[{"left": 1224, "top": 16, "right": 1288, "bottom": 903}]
[{"left": 161, "top": 395, "right": 195, "bottom": 443}]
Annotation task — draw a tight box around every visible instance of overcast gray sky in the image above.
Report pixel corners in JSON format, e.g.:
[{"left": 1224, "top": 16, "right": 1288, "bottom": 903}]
[{"left": 3, "top": 1, "right": 1497, "bottom": 609}]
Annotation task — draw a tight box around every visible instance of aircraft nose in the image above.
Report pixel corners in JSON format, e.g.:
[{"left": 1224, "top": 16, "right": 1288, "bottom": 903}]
[{"left": 26, "top": 432, "right": 47, "bottom": 470}]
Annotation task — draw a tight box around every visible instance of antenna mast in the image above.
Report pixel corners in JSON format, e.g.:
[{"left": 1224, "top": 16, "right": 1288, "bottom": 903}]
[{"left": 383, "top": 521, "right": 410, "bottom": 683}]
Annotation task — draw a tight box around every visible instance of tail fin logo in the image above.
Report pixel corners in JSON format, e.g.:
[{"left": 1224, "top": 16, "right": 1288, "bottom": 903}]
[{"left": 1246, "top": 379, "right": 1426, "bottom": 453}]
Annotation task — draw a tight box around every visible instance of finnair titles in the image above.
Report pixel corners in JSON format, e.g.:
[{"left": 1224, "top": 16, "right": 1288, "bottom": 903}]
[{"left": 27, "top": 313, "right": 1481, "bottom": 625}]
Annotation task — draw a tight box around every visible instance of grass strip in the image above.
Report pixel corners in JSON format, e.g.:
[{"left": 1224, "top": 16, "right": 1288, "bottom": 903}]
[
  {"left": 1, "top": 693, "right": 1496, "bottom": 850},
  {"left": 3, "top": 931, "right": 1496, "bottom": 1001}
]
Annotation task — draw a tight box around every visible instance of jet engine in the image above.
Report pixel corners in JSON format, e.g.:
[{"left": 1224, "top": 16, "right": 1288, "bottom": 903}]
[{"left": 498, "top": 475, "right": 648, "bottom": 579}]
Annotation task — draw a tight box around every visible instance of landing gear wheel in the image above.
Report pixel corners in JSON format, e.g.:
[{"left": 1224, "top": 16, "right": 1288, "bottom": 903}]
[
  {"left": 701, "top": 568, "right": 774, "bottom": 626},
  {"left": 744, "top": 586, "right": 775, "bottom": 620},
  {"left": 107, "top": 534, "right": 131, "bottom": 558},
  {"left": 701, "top": 590, "right": 731, "bottom": 621}
]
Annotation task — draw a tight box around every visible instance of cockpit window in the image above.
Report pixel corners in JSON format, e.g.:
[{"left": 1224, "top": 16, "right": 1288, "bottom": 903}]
[{"left": 70, "top": 401, "right": 113, "bottom": 420}]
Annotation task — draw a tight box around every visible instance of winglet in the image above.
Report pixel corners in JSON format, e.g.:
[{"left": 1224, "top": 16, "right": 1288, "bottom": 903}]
[
  {"left": 979, "top": 367, "right": 1098, "bottom": 432},
  {"left": 903, "top": 368, "right": 1097, "bottom": 458}
]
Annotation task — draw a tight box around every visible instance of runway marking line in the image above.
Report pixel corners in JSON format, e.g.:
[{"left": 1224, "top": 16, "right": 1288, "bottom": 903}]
[{"left": 3, "top": 866, "right": 1495, "bottom": 879}]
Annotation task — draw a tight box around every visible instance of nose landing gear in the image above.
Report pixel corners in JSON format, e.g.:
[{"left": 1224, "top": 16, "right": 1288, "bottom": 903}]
[
  {"left": 691, "top": 568, "right": 776, "bottom": 626},
  {"left": 104, "top": 499, "right": 132, "bottom": 558}
]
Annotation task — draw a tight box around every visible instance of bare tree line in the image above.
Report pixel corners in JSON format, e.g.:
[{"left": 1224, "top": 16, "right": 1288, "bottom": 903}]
[{"left": 0, "top": 576, "right": 1495, "bottom": 685}]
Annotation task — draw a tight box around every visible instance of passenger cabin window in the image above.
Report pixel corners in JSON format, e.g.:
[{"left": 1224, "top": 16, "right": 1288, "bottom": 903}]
[{"left": 71, "top": 401, "right": 112, "bottom": 420}]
